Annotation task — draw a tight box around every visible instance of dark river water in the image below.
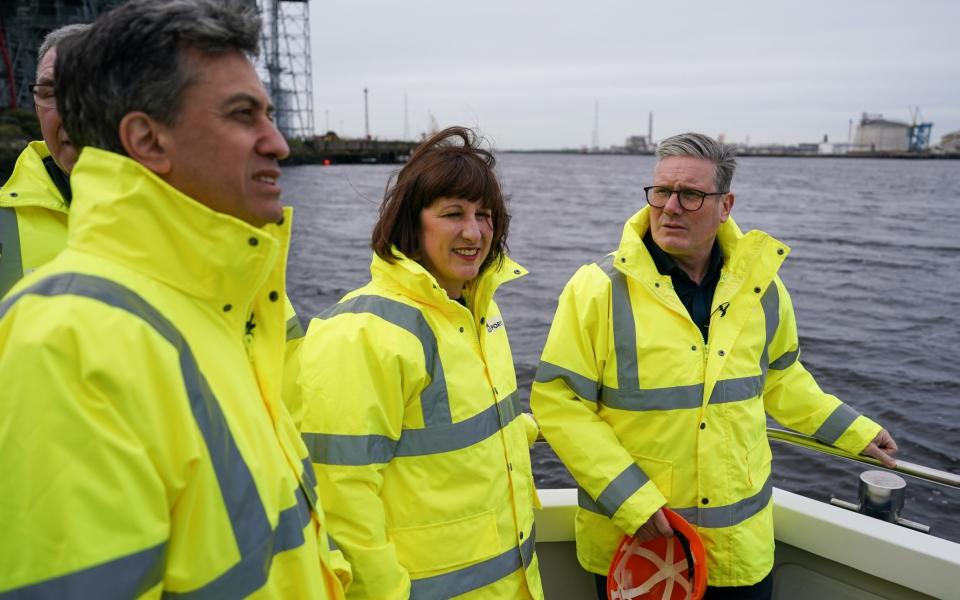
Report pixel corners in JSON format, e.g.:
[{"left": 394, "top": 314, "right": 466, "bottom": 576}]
[{"left": 281, "top": 153, "right": 960, "bottom": 543}]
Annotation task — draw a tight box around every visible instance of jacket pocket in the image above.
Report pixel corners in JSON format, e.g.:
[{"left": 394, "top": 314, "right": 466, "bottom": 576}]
[
  {"left": 746, "top": 436, "right": 772, "bottom": 489},
  {"left": 388, "top": 509, "right": 500, "bottom": 576},
  {"left": 633, "top": 454, "right": 673, "bottom": 499}
]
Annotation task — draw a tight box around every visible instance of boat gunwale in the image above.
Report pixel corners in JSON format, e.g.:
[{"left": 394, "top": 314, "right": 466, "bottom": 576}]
[{"left": 533, "top": 487, "right": 960, "bottom": 599}]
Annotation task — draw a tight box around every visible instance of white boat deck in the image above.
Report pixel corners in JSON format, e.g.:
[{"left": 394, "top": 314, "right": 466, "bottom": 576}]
[{"left": 534, "top": 488, "right": 960, "bottom": 599}]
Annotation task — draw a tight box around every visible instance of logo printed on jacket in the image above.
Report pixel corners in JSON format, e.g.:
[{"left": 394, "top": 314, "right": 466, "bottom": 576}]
[{"left": 485, "top": 315, "right": 504, "bottom": 334}]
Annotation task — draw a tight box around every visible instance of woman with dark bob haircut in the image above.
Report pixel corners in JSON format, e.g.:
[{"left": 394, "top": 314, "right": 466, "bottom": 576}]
[{"left": 298, "top": 127, "right": 544, "bottom": 599}]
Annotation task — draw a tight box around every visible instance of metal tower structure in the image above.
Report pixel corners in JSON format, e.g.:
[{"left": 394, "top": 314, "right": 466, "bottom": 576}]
[
  {"left": 591, "top": 100, "right": 599, "bottom": 151},
  {"left": 0, "top": 0, "right": 122, "bottom": 111},
  {"left": 403, "top": 92, "right": 409, "bottom": 141},
  {"left": 1, "top": 0, "right": 315, "bottom": 140},
  {"left": 253, "top": 0, "right": 314, "bottom": 140},
  {"left": 363, "top": 87, "right": 369, "bottom": 139}
]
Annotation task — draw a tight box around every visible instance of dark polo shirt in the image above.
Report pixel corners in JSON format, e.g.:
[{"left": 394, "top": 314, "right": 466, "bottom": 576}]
[
  {"left": 42, "top": 156, "right": 71, "bottom": 205},
  {"left": 643, "top": 232, "right": 724, "bottom": 342}
]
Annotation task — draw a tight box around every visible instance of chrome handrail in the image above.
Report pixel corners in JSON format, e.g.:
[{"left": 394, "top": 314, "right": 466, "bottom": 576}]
[
  {"left": 535, "top": 427, "right": 960, "bottom": 490},
  {"left": 767, "top": 427, "right": 960, "bottom": 491}
]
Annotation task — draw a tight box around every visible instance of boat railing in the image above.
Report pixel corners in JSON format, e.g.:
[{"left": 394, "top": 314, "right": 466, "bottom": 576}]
[
  {"left": 766, "top": 427, "right": 960, "bottom": 491},
  {"left": 535, "top": 429, "right": 959, "bottom": 490},
  {"left": 534, "top": 427, "right": 958, "bottom": 533}
]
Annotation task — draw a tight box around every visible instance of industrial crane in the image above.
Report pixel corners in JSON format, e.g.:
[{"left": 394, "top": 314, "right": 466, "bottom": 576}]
[{"left": 907, "top": 105, "right": 933, "bottom": 152}]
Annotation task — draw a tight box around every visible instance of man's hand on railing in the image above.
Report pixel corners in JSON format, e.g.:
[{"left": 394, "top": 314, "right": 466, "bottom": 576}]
[{"left": 861, "top": 429, "right": 898, "bottom": 468}]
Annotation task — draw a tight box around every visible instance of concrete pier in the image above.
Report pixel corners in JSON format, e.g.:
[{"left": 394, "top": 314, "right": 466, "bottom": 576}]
[{"left": 286, "top": 137, "right": 419, "bottom": 165}]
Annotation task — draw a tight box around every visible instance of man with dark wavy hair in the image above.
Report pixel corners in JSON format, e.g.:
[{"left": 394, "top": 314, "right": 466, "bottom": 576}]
[{"left": 0, "top": 1, "right": 348, "bottom": 597}]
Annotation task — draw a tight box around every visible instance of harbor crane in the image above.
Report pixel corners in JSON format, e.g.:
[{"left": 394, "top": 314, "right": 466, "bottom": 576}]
[{"left": 907, "top": 106, "right": 933, "bottom": 152}]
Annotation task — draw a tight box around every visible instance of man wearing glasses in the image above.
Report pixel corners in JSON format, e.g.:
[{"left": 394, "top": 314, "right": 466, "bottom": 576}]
[
  {"left": 0, "top": 24, "right": 88, "bottom": 297},
  {"left": 531, "top": 132, "right": 897, "bottom": 599}
]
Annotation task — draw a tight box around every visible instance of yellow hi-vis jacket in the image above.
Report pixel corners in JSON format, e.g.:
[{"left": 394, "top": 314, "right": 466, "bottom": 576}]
[
  {"left": 299, "top": 251, "right": 544, "bottom": 600},
  {"left": 0, "top": 147, "right": 350, "bottom": 598},
  {"left": 0, "top": 141, "right": 68, "bottom": 297},
  {"left": 530, "top": 207, "right": 882, "bottom": 586},
  {"left": 0, "top": 145, "right": 307, "bottom": 404},
  {"left": 282, "top": 294, "right": 307, "bottom": 426}
]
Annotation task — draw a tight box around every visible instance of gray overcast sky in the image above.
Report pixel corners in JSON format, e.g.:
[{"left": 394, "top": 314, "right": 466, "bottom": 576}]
[{"left": 309, "top": 0, "right": 959, "bottom": 149}]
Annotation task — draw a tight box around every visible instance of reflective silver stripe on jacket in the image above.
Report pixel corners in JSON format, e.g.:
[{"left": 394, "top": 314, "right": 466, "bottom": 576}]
[
  {"left": 409, "top": 525, "right": 536, "bottom": 599},
  {"left": 534, "top": 361, "right": 763, "bottom": 410},
  {"left": 304, "top": 392, "right": 523, "bottom": 465},
  {"left": 551, "top": 256, "right": 846, "bottom": 532},
  {"left": 769, "top": 347, "right": 800, "bottom": 370},
  {"left": 321, "top": 294, "right": 451, "bottom": 425},
  {"left": 534, "top": 360, "right": 599, "bottom": 403},
  {"left": 0, "top": 542, "right": 166, "bottom": 599},
  {"left": 813, "top": 403, "right": 861, "bottom": 445},
  {"left": 0, "top": 207, "right": 23, "bottom": 298},
  {"left": 673, "top": 476, "right": 774, "bottom": 529},
  {"left": 601, "top": 256, "right": 640, "bottom": 391},
  {"left": 299, "top": 456, "right": 319, "bottom": 512},
  {"left": 576, "top": 462, "right": 651, "bottom": 517},
  {"left": 759, "top": 283, "right": 780, "bottom": 379},
  {"left": 562, "top": 255, "right": 780, "bottom": 411},
  {"left": 578, "top": 472, "right": 774, "bottom": 529},
  {"left": 0, "top": 274, "right": 311, "bottom": 599},
  {"left": 306, "top": 294, "right": 523, "bottom": 466},
  {"left": 762, "top": 284, "right": 862, "bottom": 444},
  {"left": 286, "top": 314, "right": 304, "bottom": 341},
  {"left": 600, "top": 375, "right": 765, "bottom": 411}
]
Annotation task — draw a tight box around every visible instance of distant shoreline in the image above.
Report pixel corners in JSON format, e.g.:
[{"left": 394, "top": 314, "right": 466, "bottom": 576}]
[
  {"left": 498, "top": 149, "right": 960, "bottom": 160},
  {"left": 5, "top": 145, "right": 959, "bottom": 183}
]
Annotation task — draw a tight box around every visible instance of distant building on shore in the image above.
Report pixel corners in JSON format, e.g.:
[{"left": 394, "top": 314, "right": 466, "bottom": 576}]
[
  {"left": 939, "top": 131, "right": 960, "bottom": 153},
  {"left": 853, "top": 113, "right": 911, "bottom": 152},
  {"left": 819, "top": 142, "right": 853, "bottom": 155},
  {"left": 624, "top": 135, "right": 654, "bottom": 154}
]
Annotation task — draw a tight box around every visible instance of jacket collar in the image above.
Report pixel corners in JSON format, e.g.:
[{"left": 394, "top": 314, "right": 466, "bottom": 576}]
[
  {"left": 66, "top": 147, "right": 290, "bottom": 310},
  {"left": 643, "top": 230, "right": 724, "bottom": 283},
  {"left": 370, "top": 247, "right": 526, "bottom": 313},
  {"left": 0, "top": 141, "right": 68, "bottom": 213},
  {"left": 614, "top": 205, "right": 791, "bottom": 286}
]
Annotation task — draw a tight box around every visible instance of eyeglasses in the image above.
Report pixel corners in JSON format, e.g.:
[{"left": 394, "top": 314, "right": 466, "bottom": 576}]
[
  {"left": 643, "top": 185, "right": 727, "bottom": 211},
  {"left": 28, "top": 83, "right": 56, "bottom": 108}
]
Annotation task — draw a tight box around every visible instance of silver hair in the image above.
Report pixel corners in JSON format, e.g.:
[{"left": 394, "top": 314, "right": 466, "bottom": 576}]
[
  {"left": 37, "top": 23, "right": 91, "bottom": 65},
  {"left": 56, "top": 0, "right": 261, "bottom": 154},
  {"left": 655, "top": 132, "right": 737, "bottom": 193}
]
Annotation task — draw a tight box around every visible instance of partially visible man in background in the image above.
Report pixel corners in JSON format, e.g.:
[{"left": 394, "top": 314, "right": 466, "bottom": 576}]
[
  {"left": 0, "top": 0, "right": 347, "bottom": 596},
  {"left": 0, "top": 23, "right": 88, "bottom": 297}
]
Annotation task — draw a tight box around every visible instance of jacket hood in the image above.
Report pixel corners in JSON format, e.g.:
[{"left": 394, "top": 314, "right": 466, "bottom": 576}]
[
  {"left": 0, "top": 141, "right": 68, "bottom": 213},
  {"left": 66, "top": 147, "right": 291, "bottom": 310}
]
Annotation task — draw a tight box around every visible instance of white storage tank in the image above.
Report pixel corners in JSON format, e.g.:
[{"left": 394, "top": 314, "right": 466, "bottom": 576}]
[{"left": 853, "top": 113, "right": 910, "bottom": 152}]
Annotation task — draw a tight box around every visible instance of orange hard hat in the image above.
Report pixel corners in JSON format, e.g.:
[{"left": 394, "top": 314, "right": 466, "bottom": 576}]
[{"left": 607, "top": 508, "right": 708, "bottom": 600}]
